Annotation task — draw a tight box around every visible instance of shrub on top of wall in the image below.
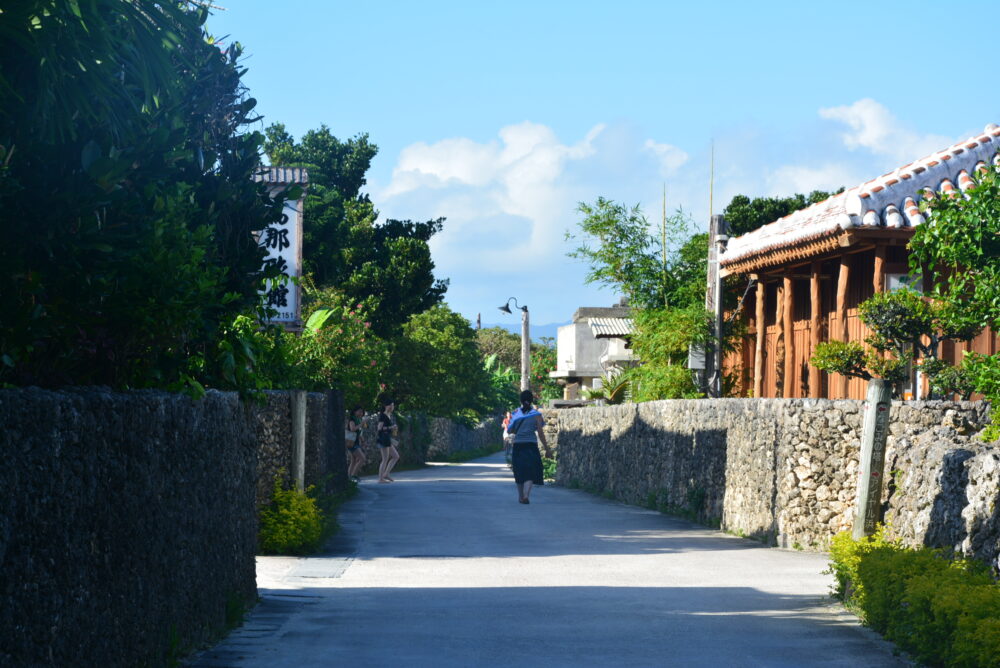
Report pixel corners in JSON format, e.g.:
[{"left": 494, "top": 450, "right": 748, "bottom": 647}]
[{"left": 829, "top": 528, "right": 1000, "bottom": 667}]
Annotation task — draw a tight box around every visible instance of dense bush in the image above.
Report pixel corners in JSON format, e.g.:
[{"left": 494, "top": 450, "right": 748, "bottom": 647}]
[
  {"left": 829, "top": 529, "right": 1000, "bottom": 667},
  {"left": 251, "top": 286, "right": 390, "bottom": 407},
  {"left": 258, "top": 476, "right": 325, "bottom": 555},
  {"left": 0, "top": 2, "right": 288, "bottom": 394},
  {"left": 628, "top": 305, "right": 709, "bottom": 400},
  {"left": 384, "top": 304, "right": 506, "bottom": 422}
]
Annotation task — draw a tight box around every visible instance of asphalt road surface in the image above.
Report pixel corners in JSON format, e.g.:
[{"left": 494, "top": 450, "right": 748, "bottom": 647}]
[{"left": 190, "top": 452, "right": 906, "bottom": 667}]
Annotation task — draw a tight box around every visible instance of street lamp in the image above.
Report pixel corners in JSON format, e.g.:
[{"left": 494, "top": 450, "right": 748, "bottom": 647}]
[{"left": 498, "top": 297, "right": 530, "bottom": 392}]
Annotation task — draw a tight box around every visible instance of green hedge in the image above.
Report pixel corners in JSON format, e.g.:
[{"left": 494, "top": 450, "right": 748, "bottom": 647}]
[{"left": 829, "top": 528, "right": 1000, "bottom": 667}]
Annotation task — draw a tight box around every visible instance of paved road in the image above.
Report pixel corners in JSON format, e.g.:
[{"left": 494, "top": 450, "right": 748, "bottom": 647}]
[{"left": 190, "top": 453, "right": 905, "bottom": 667}]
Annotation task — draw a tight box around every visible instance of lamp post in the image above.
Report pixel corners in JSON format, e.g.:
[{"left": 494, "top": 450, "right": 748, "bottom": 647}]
[{"left": 499, "top": 297, "right": 530, "bottom": 392}]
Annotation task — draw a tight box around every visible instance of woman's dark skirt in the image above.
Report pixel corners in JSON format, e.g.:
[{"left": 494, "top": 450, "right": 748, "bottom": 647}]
[{"left": 511, "top": 442, "right": 544, "bottom": 485}]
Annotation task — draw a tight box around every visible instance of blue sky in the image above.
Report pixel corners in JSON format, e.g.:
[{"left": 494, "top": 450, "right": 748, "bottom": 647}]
[{"left": 207, "top": 1, "right": 1000, "bottom": 326}]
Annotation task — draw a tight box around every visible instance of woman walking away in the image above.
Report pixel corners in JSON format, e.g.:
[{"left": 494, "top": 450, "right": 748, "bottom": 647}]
[
  {"left": 505, "top": 390, "right": 552, "bottom": 504},
  {"left": 376, "top": 397, "right": 400, "bottom": 483},
  {"left": 346, "top": 405, "right": 366, "bottom": 481}
]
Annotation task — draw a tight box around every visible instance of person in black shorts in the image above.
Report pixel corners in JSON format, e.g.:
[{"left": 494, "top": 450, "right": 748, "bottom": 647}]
[
  {"left": 505, "top": 390, "right": 552, "bottom": 504},
  {"left": 346, "top": 405, "right": 366, "bottom": 481},
  {"left": 376, "top": 397, "right": 400, "bottom": 483}
]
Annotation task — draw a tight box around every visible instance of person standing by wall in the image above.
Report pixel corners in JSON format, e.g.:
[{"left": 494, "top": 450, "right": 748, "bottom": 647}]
[
  {"left": 376, "top": 397, "right": 400, "bottom": 483},
  {"left": 505, "top": 390, "right": 551, "bottom": 504},
  {"left": 346, "top": 405, "right": 367, "bottom": 481},
  {"left": 502, "top": 410, "right": 513, "bottom": 467}
]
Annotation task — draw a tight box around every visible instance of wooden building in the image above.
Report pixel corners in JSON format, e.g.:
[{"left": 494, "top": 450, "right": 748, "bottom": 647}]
[{"left": 720, "top": 124, "right": 1000, "bottom": 399}]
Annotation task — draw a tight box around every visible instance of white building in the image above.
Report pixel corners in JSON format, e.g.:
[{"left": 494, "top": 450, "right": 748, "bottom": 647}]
[{"left": 550, "top": 305, "right": 636, "bottom": 399}]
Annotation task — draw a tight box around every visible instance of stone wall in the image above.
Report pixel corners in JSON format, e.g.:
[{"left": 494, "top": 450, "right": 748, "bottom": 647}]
[
  {"left": 554, "top": 398, "right": 1000, "bottom": 570},
  {"left": 0, "top": 388, "right": 257, "bottom": 667},
  {"left": 252, "top": 390, "right": 347, "bottom": 507},
  {"left": 426, "top": 415, "right": 504, "bottom": 459},
  {"left": 348, "top": 411, "right": 506, "bottom": 475}
]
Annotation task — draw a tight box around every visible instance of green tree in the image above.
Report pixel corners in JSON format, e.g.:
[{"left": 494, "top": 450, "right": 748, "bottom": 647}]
[
  {"left": 628, "top": 305, "right": 711, "bottom": 400},
  {"left": 0, "top": 1, "right": 288, "bottom": 392},
  {"left": 567, "top": 198, "right": 698, "bottom": 309},
  {"left": 530, "top": 341, "right": 561, "bottom": 403},
  {"left": 810, "top": 289, "right": 982, "bottom": 394},
  {"left": 476, "top": 326, "right": 522, "bottom": 371},
  {"left": 723, "top": 190, "right": 841, "bottom": 237},
  {"left": 566, "top": 196, "right": 717, "bottom": 401},
  {"left": 909, "top": 164, "right": 1000, "bottom": 437},
  {"left": 264, "top": 124, "right": 447, "bottom": 336},
  {"left": 384, "top": 304, "right": 494, "bottom": 421},
  {"left": 254, "top": 287, "right": 391, "bottom": 407}
]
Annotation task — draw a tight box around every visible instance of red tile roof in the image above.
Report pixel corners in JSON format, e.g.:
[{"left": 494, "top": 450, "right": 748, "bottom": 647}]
[{"left": 721, "top": 124, "right": 1000, "bottom": 268}]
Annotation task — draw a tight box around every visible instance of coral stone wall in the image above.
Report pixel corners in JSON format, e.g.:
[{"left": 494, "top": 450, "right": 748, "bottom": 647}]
[
  {"left": 426, "top": 415, "right": 504, "bottom": 459},
  {"left": 0, "top": 388, "right": 257, "bottom": 667},
  {"left": 252, "top": 390, "right": 347, "bottom": 507},
  {"left": 554, "top": 399, "right": 1000, "bottom": 569}
]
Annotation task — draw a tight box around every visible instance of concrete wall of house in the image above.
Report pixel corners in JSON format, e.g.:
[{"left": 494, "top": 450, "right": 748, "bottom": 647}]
[
  {"left": 555, "top": 322, "right": 604, "bottom": 381},
  {"left": 554, "top": 399, "right": 1000, "bottom": 570},
  {"left": 0, "top": 388, "right": 258, "bottom": 667}
]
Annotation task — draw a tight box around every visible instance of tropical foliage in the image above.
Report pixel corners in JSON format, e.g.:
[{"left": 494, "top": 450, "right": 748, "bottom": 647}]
[
  {"left": 263, "top": 124, "right": 448, "bottom": 337},
  {"left": 813, "top": 165, "right": 1000, "bottom": 408},
  {"left": 722, "top": 190, "right": 841, "bottom": 237},
  {"left": 566, "top": 198, "right": 712, "bottom": 400},
  {"left": 909, "top": 163, "right": 1000, "bottom": 438},
  {"left": 0, "top": 1, "right": 289, "bottom": 394},
  {"left": 810, "top": 289, "right": 980, "bottom": 393}
]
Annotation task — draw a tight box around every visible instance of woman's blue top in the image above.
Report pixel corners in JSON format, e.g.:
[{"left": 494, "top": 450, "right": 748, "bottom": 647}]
[{"left": 507, "top": 408, "right": 542, "bottom": 443}]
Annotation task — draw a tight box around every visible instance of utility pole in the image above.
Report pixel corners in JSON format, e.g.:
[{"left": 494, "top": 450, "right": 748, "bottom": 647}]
[{"left": 704, "top": 214, "right": 729, "bottom": 398}]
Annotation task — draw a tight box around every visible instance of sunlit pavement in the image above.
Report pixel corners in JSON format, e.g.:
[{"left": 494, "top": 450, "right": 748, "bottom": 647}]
[{"left": 189, "top": 452, "right": 906, "bottom": 667}]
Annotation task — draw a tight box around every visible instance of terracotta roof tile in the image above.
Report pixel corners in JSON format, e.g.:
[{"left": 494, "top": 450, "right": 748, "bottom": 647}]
[{"left": 722, "top": 123, "right": 1000, "bottom": 267}]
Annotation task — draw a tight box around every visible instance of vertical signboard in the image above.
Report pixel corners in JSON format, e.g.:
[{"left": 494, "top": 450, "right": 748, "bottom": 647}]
[{"left": 255, "top": 167, "right": 308, "bottom": 330}]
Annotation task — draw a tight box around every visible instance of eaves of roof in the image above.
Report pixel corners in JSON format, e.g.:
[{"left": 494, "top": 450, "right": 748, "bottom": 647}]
[
  {"left": 720, "top": 124, "right": 1000, "bottom": 274},
  {"left": 588, "top": 317, "right": 634, "bottom": 338}
]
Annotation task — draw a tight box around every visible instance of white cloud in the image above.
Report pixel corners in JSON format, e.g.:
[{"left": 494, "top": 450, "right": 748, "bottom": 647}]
[
  {"left": 379, "top": 121, "right": 607, "bottom": 269},
  {"left": 819, "top": 98, "right": 952, "bottom": 165},
  {"left": 643, "top": 139, "right": 689, "bottom": 176},
  {"left": 370, "top": 105, "right": 959, "bottom": 323},
  {"left": 765, "top": 163, "right": 858, "bottom": 196}
]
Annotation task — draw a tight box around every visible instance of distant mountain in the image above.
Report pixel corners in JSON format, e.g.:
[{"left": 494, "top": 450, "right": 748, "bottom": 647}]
[{"left": 479, "top": 321, "right": 568, "bottom": 344}]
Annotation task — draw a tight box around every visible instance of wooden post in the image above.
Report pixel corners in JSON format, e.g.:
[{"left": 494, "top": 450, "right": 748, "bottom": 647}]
[
  {"left": 873, "top": 245, "right": 886, "bottom": 294},
  {"left": 783, "top": 275, "right": 795, "bottom": 398},
  {"left": 836, "top": 255, "right": 851, "bottom": 398},
  {"left": 853, "top": 379, "right": 893, "bottom": 539},
  {"left": 775, "top": 281, "right": 785, "bottom": 396},
  {"left": 754, "top": 279, "right": 766, "bottom": 398},
  {"left": 291, "top": 390, "right": 307, "bottom": 491},
  {"left": 809, "top": 262, "right": 822, "bottom": 397}
]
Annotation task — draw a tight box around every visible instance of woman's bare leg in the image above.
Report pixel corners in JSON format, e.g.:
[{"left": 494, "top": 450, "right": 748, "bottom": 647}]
[
  {"left": 349, "top": 450, "right": 365, "bottom": 478},
  {"left": 378, "top": 447, "right": 391, "bottom": 482},
  {"left": 383, "top": 446, "right": 400, "bottom": 480},
  {"left": 522, "top": 480, "right": 534, "bottom": 501}
]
